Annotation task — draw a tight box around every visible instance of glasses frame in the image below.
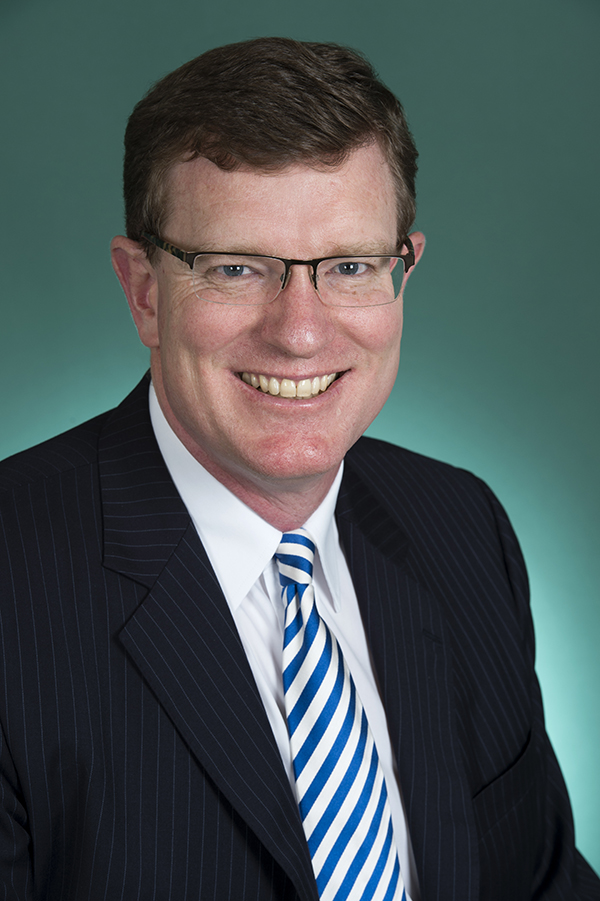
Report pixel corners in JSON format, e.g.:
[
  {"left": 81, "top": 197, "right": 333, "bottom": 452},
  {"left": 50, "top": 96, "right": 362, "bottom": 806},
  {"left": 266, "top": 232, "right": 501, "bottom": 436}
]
[{"left": 142, "top": 232, "right": 415, "bottom": 306}]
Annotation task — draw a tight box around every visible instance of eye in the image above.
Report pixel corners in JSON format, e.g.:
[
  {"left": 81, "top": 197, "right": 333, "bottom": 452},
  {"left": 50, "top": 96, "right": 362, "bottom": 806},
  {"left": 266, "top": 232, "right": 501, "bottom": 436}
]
[
  {"left": 218, "top": 264, "right": 252, "bottom": 278},
  {"left": 195, "top": 255, "right": 272, "bottom": 282},
  {"left": 320, "top": 258, "right": 380, "bottom": 283},
  {"left": 332, "top": 260, "right": 369, "bottom": 277}
]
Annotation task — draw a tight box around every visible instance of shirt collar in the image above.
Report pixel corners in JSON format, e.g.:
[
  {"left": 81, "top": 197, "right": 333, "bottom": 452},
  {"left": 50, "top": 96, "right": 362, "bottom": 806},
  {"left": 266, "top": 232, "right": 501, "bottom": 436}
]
[{"left": 149, "top": 384, "right": 344, "bottom": 611}]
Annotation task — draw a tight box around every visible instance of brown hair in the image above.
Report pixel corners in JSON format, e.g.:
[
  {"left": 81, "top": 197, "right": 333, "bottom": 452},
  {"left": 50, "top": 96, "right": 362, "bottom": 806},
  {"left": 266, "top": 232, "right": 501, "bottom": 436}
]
[{"left": 123, "top": 37, "right": 418, "bottom": 260}]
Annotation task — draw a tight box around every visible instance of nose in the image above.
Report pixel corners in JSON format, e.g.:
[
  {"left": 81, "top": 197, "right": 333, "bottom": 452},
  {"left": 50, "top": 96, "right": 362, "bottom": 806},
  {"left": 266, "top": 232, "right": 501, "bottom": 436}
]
[
  {"left": 260, "top": 264, "right": 335, "bottom": 359},
  {"left": 280, "top": 261, "right": 319, "bottom": 294}
]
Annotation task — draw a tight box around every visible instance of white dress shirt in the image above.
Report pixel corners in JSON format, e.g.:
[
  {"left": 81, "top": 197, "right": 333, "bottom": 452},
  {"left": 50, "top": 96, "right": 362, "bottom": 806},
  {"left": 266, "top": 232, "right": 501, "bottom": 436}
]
[{"left": 149, "top": 384, "right": 419, "bottom": 900}]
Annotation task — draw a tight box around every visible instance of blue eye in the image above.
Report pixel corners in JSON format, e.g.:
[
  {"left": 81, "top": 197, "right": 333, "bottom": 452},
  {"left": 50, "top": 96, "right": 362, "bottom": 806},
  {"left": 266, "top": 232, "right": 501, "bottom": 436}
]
[
  {"left": 335, "top": 261, "right": 366, "bottom": 276},
  {"left": 219, "top": 264, "right": 249, "bottom": 278}
]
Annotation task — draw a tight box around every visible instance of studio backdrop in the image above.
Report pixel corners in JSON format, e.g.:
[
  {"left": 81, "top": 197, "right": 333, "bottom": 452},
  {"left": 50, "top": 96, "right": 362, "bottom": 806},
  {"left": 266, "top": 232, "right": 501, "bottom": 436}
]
[{"left": 1, "top": 0, "right": 598, "bottom": 872}]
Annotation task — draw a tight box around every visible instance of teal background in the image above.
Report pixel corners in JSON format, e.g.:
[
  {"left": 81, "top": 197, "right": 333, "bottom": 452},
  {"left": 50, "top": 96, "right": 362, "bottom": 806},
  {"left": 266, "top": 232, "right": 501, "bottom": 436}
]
[{"left": 1, "top": 0, "right": 598, "bottom": 873}]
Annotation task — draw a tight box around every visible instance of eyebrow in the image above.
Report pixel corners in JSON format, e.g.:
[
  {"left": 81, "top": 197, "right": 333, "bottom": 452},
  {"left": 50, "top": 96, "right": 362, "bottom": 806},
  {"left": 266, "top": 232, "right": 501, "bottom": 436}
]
[{"left": 323, "top": 242, "right": 398, "bottom": 257}]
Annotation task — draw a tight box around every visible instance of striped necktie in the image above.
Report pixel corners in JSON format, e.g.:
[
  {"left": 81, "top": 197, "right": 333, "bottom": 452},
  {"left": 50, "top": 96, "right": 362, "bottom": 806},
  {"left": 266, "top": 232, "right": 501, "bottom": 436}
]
[{"left": 275, "top": 529, "right": 406, "bottom": 901}]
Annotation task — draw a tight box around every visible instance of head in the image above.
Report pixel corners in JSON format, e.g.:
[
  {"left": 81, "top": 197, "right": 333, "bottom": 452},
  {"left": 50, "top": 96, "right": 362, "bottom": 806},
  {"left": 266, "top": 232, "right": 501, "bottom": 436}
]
[
  {"left": 123, "top": 37, "right": 418, "bottom": 260},
  {"left": 112, "top": 39, "right": 424, "bottom": 527}
]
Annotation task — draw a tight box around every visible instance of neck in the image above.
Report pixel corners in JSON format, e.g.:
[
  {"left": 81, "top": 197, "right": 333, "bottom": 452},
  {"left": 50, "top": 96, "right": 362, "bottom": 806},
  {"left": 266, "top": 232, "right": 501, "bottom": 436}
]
[{"left": 187, "top": 453, "right": 339, "bottom": 532}]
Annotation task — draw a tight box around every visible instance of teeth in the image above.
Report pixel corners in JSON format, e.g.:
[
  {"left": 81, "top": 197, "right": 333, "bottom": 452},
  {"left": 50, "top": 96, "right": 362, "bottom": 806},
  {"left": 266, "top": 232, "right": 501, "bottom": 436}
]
[
  {"left": 280, "top": 379, "right": 295, "bottom": 398},
  {"left": 297, "top": 379, "right": 312, "bottom": 398},
  {"left": 241, "top": 372, "right": 338, "bottom": 398}
]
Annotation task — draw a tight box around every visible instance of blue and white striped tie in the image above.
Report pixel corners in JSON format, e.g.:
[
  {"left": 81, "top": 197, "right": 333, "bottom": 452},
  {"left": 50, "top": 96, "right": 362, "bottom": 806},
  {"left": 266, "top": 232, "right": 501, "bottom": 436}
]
[{"left": 275, "top": 529, "right": 406, "bottom": 901}]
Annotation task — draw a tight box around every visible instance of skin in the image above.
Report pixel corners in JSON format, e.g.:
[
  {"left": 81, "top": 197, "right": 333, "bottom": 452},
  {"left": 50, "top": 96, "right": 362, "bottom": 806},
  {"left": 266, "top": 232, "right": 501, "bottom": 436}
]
[{"left": 111, "top": 144, "right": 425, "bottom": 530}]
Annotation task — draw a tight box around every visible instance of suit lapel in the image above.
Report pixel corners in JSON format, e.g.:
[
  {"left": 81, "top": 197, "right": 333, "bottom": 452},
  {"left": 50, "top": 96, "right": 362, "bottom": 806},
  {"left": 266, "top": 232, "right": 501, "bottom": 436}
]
[
  {"left": 99, "top": 380, "right": 318, "bottom": 901},
  {"left": 337, "top": 459, "right": 478, "bottom": 901}
]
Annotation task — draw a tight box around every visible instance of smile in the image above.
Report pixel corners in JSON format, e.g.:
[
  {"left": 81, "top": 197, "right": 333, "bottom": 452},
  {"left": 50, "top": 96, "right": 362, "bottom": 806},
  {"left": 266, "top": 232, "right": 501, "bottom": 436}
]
[{"left": 240, "top": 371, "right": 339, "bottom": 398}]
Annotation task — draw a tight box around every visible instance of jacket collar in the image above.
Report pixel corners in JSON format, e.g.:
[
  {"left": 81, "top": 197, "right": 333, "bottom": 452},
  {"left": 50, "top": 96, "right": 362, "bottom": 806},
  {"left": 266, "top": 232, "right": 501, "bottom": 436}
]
[{"left": 99, "top": 374, "right": 190, "bottom": 587}]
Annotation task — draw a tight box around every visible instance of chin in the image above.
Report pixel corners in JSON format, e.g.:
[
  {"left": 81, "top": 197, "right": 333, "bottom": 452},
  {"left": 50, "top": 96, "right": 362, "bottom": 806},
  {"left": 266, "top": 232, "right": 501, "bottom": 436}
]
[{"left": 246, "top": 440, "right": 344, "bottom": 484}]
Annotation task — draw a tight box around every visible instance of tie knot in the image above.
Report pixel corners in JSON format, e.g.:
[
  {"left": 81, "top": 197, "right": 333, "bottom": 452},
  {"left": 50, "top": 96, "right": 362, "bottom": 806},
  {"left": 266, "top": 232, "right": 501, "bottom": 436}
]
[{"left": 275, "top": 529, "right": 315, "bottom": 586}]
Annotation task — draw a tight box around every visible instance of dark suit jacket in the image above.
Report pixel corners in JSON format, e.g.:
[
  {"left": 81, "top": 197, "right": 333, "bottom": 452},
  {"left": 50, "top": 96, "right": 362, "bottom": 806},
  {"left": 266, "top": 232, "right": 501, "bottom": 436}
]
[{"left": 0, "top": 377, "right": 597, "bottom": 900}]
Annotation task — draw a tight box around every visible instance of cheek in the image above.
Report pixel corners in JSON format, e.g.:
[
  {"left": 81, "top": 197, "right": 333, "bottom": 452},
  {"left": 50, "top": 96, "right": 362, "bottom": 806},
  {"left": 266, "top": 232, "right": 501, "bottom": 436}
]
[
  {"left": 342, "top": 304, "right": 403, "bottom": 359},
  {"left": 157, "top": 294, "right": 262, "bottom": 362}
]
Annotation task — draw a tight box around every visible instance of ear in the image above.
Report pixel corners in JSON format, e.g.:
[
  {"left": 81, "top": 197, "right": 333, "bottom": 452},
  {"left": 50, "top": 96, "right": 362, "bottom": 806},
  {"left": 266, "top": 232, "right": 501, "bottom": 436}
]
[
  {"left": 405, "top": 229, "right": 425, "bottom": 279},
  {"left": 110, "top": 236, "right": 160, "bottom": 348},
  {"left": 407, "top": 231, "right": 426, "bottom": 268},
  {"left": 395, "top": 230, "right": 425, "bottom": 298}
]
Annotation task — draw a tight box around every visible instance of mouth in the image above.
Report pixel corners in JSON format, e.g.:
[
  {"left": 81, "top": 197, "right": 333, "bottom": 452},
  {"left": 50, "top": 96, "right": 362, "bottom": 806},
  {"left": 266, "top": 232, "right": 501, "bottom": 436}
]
[{"left": 239, "top": 371, "right": 340, "bottom": 398}]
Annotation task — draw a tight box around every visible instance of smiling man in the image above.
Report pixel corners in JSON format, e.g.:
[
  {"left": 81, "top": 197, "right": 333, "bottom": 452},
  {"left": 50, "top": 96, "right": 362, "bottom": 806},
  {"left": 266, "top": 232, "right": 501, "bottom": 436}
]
[
  {"left": 111, "top": 145, "right": 417, "bottom": 529},
  {"left": 0, "top": 37, "right": 598, "bottom": 901}
]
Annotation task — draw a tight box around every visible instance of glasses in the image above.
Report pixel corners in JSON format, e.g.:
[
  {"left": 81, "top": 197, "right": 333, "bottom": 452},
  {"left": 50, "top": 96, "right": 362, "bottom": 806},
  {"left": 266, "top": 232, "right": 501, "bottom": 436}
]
[{"left": 143, "top": 233, "right": 415, "bottom": 307}]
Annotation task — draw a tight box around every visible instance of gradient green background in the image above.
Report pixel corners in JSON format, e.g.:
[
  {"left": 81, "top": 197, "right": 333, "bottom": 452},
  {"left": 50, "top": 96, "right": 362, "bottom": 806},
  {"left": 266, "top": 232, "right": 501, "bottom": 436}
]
[{"left": 1, "top": 0, "right": 598, "bottom": 873}]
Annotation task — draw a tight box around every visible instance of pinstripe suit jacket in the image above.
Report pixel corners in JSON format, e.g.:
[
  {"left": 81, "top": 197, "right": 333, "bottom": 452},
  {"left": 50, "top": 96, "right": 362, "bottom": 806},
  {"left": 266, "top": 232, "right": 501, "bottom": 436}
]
[{"left": 0, "top": 377, "right": 598, "bottom": 901}]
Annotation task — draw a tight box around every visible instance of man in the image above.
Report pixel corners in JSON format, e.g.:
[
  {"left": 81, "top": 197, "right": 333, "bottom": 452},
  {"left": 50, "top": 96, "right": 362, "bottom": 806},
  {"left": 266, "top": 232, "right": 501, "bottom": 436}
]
[{"left": 0, "top": 37, "right": 597, "bottom": 901}]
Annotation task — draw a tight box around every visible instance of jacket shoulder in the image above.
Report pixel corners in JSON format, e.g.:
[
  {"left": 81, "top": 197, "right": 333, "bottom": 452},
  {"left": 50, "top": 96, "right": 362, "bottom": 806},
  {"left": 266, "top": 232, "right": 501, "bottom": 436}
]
[
  {"left": 347, "top": 434, "right": 486, "bottom": 496},
  {"left": 0, "top": 377, "right": 152, "bottom": 497},
  {"left": 0, "top": 412, "right": 109, "bottom": 495},
  {"left": 345, "top": 434, "right": 527, "bottom": 592}
]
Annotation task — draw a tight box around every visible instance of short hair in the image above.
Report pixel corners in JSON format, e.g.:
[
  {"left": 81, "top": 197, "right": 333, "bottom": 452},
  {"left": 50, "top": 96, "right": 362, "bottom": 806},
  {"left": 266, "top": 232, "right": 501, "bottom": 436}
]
[{"left": 123, "top": 37, "right": 418, "bottom": 260}]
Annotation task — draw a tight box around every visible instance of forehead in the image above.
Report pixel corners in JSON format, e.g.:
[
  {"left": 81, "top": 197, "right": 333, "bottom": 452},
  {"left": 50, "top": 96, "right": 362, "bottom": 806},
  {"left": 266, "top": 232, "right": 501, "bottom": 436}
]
[{"left": 162, "top": 144, "right": 398, "bottom": 255}]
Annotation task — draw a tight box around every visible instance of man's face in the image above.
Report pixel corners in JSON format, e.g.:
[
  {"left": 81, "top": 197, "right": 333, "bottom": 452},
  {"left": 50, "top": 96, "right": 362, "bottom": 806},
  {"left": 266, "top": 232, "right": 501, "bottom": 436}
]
[{"left": 136, "top": 144, "right": 421, "bottom": 494}]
